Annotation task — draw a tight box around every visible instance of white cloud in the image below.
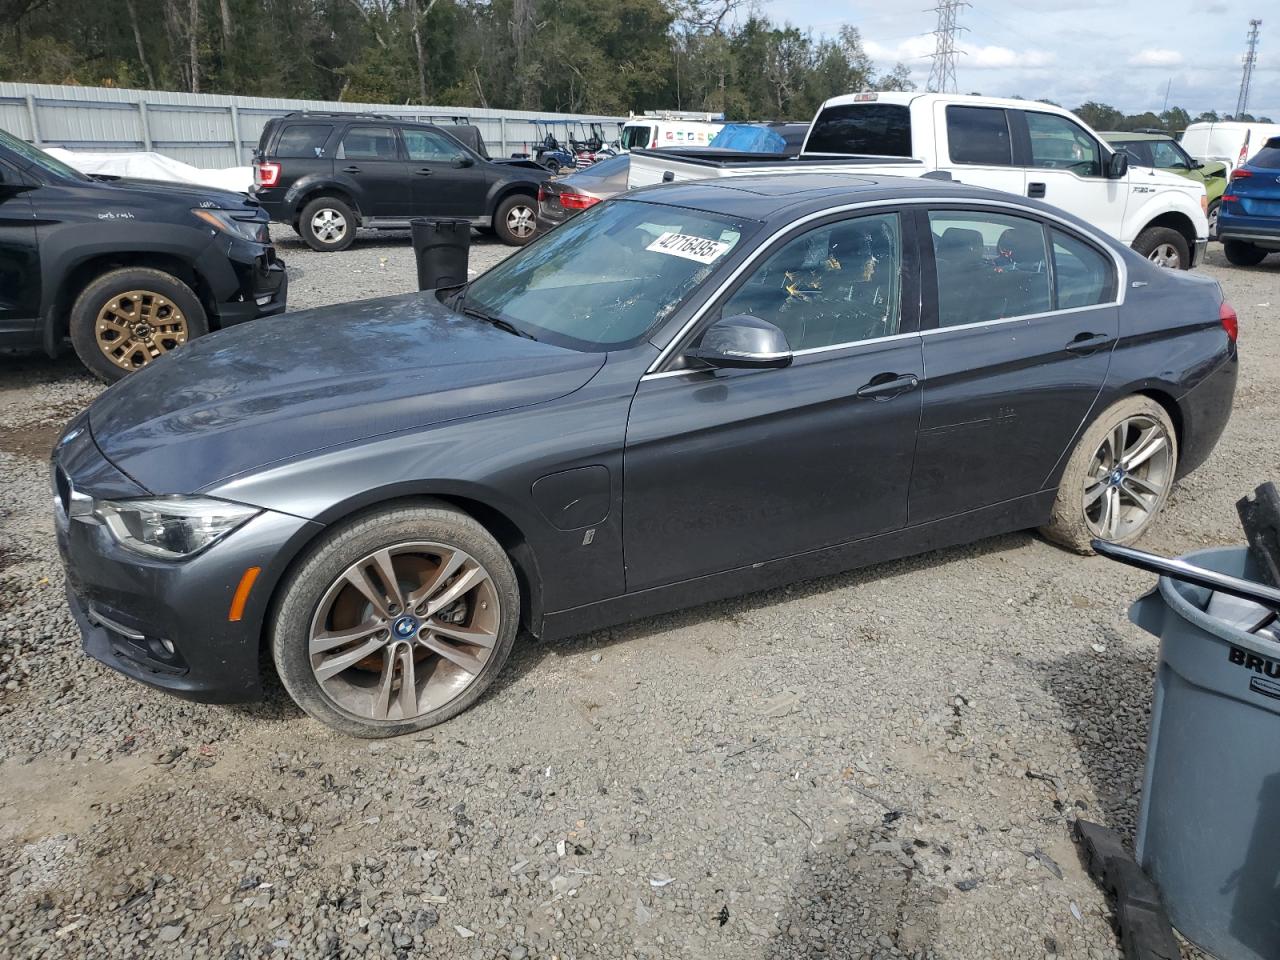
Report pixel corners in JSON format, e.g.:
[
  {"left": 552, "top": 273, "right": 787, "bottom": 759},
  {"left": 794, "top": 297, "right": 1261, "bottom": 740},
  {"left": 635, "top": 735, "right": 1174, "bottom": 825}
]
[
  {"left": 1128, "top": 49, "right": 1185, "bottom": 68},
  {"left": 864, "top": 35, "right": 1054, "bottom": 70}
]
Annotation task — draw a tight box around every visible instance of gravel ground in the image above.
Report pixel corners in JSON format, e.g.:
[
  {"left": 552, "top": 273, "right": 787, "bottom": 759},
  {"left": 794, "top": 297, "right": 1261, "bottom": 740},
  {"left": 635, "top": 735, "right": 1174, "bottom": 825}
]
[{"left": 0, "top": 230, "right": 1277, "bottom": 960}]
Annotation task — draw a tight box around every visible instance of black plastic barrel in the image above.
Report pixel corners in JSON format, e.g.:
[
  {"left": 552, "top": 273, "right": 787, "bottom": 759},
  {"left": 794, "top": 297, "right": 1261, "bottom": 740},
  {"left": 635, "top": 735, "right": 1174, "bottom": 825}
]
[{"left": 410, "top": 218, "right": 471, "bottom": 291}]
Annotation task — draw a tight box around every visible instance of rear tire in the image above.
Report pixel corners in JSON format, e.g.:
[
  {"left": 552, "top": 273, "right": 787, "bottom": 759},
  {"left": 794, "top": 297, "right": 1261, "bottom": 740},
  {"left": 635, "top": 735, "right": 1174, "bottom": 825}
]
[
  {"left": 1041, "top": 396, "right": 1178, "bottom": 553},
  {"left": 300, "top": 196, "right": 357, "bottom": 252},
  {"left": 1223, "top": 239, "right": 1269, "bottom": 267},
  {"left": 69, "top": 267, "right": 208, "bottom": 384},
  {"left": 493, "top": 194, "right": 538, "bottom": 246},
  {"left": 1132, "top": 227, "right": 1190, "bottom": 270},
  {"left": 270, "top": 501, "right": 520, "bottom": 738}
]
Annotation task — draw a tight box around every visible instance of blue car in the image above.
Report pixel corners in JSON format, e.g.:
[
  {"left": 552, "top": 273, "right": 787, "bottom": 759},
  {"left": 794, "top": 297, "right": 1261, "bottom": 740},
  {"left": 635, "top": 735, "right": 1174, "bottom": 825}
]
[{"left": 1219, "top": 135, "right": 1280, "bottom": 266}]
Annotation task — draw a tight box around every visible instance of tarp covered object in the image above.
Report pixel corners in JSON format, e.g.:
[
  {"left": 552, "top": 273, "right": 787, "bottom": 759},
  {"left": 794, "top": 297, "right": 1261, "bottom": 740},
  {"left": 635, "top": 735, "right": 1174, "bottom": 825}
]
[
  {"left": 45, "top": 148, "right": 253, "bottom": 193},
  {"left": 708, "top": 124, "right": 789, "bottom": 153}
]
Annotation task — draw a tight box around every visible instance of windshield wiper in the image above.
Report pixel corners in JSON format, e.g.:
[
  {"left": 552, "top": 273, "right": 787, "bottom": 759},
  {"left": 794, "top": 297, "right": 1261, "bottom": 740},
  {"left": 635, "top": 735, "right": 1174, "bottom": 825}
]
[{"left": 461, "top": 304, "right": 537, "bottom": 341}]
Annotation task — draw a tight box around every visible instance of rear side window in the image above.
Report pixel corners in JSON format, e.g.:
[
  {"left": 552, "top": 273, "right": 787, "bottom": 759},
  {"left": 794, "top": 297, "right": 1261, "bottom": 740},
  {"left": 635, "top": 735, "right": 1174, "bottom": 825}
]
[
  {"left": 946, "top": 106, "right": 1013, "bottom": 165},
  {"left": 337, "top": 126, "right": 400, "bottom": 161},
  {"left": 274, "top": 124, "right": 332, "bottom": 158},
  {"left": 1252, "top": 143, "right": 1280, "bottom": 168},
  {"left": 928, "top": 211, "right": 1052, "bottom": 327},
  {"left": 1052, "top": 230, "right": 1114, "bottom": 308},
  {"left": 806, "top": 104, "right": 912, "bottom": 157}
]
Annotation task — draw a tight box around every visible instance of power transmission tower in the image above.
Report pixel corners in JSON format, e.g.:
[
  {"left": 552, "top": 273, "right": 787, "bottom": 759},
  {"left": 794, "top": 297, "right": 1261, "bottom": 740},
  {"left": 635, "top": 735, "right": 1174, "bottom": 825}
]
[
  {"left": 927, "top": 0, "right": 969, "bottom": 94},
  {"left": 1235, "top": 19, "right": 1262, "bottom": 118}
]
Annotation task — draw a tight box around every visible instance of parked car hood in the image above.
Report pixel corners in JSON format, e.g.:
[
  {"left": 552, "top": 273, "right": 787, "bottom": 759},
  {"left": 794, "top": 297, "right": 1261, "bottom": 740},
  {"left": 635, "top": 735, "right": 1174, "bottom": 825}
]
[
  {"left": 89, "top": 292, "right": 606, "bottom": 493},
  {"left": 90, "top": 175, "right": 257, "bottom": 210}
]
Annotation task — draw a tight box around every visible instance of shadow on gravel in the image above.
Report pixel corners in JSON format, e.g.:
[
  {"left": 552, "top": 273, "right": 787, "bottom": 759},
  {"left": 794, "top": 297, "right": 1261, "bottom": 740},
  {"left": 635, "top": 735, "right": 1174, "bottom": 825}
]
[
  {"left": 765, "top": 823, "right": 942, "bottom": 959},
  {"left": 1039, "top": 648, "right": 1154, "bottom": 837},
  {"left": 487, "top": 531, "right": 1036, "bottom": 700}
]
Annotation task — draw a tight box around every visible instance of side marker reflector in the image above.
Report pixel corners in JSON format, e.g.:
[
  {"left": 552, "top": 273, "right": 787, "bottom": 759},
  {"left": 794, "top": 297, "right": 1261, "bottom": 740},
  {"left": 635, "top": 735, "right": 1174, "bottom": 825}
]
[{"left": 229, "top": 566, "right": 262, "bottom": 622}]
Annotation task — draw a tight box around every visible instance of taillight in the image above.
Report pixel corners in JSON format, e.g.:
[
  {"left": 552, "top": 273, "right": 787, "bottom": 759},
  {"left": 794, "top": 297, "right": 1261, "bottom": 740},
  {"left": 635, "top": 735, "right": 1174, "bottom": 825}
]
[
  {"left": 1230, "top": 168, "right": 1253, "bottom": 181},
  {"left": 254, "top": 161, "right": 281, "bottom": 188},
  {"left": 1220, "top": 301, "right": 1238, "bottom": 343},
  {"left": 1222, "top": 194, "right": 1238, "bottom": 203},
  {"left": 560, "top": 192, "right": 601, "bottom": 210},
  {"left": 537, "top": 186, "right": 546, "bottom": 203}
]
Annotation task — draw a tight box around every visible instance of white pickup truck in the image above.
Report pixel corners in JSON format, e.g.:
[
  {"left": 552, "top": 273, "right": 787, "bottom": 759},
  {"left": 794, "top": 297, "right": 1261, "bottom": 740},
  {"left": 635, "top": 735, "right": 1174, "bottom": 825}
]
[{"left": 629, "top": 92, "right": 1210, "bottom": 269}]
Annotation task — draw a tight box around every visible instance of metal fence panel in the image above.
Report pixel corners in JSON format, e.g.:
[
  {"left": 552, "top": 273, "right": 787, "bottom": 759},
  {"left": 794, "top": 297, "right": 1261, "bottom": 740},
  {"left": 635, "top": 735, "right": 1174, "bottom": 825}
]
[{"left": 0, "top": 82, "right": 628, "bottom": 167}]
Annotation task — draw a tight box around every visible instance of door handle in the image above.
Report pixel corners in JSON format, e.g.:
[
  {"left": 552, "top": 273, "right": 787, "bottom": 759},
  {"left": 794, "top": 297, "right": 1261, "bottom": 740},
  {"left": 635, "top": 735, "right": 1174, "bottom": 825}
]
[
  {"left": 414, "top": 167, "right": 434, "bottom": 176},
  {"left": 342, "top": 165, "right": 361, "bottom": 174},
  {"left": 1065, "top": 332, "right": 1114, "bottom": 355},
  {"left": 1027, "top": 182, "right": 1046, "bottom": 198},
  {"left": 856, "top": 373, "right": 919, "bottom": 400}
]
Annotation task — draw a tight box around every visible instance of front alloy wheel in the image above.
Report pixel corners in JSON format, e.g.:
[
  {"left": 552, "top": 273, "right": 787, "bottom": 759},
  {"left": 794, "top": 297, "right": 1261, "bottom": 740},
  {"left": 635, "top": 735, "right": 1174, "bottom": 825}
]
[
  {"left": 308, "top": 542, "right": 501, "bottom": 722},
  {"left": 95, "top": 289, "right": 190, "bottom": 372},
  {"left": 271, "top": 502, "right": 520, "bottom": 737},
  {"left": 1146, "top": 242, "right": 1182, "bottom": 269}
]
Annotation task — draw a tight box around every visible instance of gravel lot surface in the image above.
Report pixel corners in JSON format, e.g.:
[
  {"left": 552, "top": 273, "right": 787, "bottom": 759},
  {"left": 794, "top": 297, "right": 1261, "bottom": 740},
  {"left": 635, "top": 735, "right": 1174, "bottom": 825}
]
[{"left": 0, "top": 230, "right": 1276, "bottom": 960}]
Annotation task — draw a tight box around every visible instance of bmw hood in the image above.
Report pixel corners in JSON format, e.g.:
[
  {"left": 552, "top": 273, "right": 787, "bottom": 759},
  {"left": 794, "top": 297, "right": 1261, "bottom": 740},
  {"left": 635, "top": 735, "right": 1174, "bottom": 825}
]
[{"left": 89, "top": 292, "right": 606, "bottom": 493}]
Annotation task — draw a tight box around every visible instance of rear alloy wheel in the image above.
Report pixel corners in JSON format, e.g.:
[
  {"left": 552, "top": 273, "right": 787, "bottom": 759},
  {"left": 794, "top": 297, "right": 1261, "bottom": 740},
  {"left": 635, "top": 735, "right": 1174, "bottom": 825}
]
[
  {"left": 1132, "top": 226, "right": 1190, "bottom": 269},
  {"left": 1041, "top": 396, "right": 1178, "bottom": 552},
  {"left": 300, "top": 196, "right": 357, "bottom": 252},
  {"left": 69, "top": 267, "right": 208, "bottom": 383},
  {"left": 1223, "top": 239, "right": 1269, "bottom": 267},
  {"left": 494, "top": 194, "right": 538, "bottom": 246},
  {"left": 271, "top": 502, "right": 519, "bottom": 737}
]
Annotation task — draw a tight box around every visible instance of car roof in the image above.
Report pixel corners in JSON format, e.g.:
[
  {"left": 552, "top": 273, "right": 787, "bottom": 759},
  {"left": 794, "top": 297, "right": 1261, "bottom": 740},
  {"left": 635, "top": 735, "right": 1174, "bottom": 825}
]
[
  {"left": 1099, "top": 132, "right": 1169, "bottom": 142},
  {"left": 628, "top": 172, "right": 1062, "bottom": 222}
]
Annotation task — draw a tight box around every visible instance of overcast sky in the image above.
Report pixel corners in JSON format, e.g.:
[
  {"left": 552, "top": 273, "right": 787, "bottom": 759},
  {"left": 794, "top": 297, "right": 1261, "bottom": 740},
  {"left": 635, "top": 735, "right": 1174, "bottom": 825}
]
[{"left": 761, "top": 0, "right": 1277, "bottom": 120}]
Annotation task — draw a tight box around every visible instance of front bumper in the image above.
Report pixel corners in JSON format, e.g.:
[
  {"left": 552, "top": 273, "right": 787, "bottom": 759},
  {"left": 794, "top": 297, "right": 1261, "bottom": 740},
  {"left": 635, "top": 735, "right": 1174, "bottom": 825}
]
[
  {"left": 52, "top": 422, "right": 321, "bottom": 703},
  {"left": 217, "top": 248, "right": 288, "bottom": 327}
]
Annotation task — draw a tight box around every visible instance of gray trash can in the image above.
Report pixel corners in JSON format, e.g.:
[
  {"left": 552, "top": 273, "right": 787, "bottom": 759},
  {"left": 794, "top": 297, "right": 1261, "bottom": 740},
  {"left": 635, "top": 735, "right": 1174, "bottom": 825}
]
[{"left": 1129, "top": 546, "right": 1280, "bottom": 960}]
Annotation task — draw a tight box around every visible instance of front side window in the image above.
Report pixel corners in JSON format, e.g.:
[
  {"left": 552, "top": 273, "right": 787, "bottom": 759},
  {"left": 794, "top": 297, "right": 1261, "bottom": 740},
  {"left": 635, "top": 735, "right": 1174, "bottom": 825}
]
[
  {"left": 946, "top": 106, "right": 1013, "bottom": 166},
  {"left": 719, "top": 213, "right": 902, "bottom": 350},
  {"left": 1026, "top": 112, "right": 1102, "bottom": 177},
  {"left": 1149, "top": 139, "right": 1191, "bottom": 169},
  {"left": 464, "top": 199, "right": 754, "bottom": 351},
  {"left": 620, "top": 126, "right": 652, "bottom": 150},
  {"left": 805, "top": 104, "right": 913, "bottom": 157},
  {"left": 275, "top": 124, "right": 332, "bottom": 158},
  {"left": 337, "top": 126, "right": 399, "bottom": 161},
  {"left": 1052, "top": 230, "right": 1114, "bottom": 308},
  {"left": 403, "top": 129, "right": 464, "bottom": 163},
  {"left": 928, "top": 211, "right": 1052, "bottom": 327}
]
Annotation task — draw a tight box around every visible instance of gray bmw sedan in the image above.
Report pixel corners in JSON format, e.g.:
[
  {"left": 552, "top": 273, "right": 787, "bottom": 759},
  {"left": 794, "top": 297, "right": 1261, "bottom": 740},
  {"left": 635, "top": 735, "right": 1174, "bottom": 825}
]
[{"left": 54, "top": 174, "right": 1238, "bottom": 737}]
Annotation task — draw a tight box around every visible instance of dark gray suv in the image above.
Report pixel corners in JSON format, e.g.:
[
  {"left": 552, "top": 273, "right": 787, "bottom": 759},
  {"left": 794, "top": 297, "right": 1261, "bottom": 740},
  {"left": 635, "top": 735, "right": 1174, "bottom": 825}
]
[{"left": 252, "top": 113, "right": 550, "bottom": 250}]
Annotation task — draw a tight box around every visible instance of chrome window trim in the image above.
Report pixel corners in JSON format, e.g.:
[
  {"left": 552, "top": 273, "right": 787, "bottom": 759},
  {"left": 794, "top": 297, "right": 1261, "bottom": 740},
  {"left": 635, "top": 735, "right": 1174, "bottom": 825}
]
[{"left": 645, "top": 195, "right": 1127, "bottom": 375}]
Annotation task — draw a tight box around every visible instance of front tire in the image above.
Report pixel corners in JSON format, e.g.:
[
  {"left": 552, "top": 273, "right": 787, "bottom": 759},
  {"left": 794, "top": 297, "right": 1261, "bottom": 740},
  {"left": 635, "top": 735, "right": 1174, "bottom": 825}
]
[
  {"left": 1206, "top": 199, "right": 1221, "bottom": 240},
  {"left": 1132, "top": 227, "right": 1190, "bottom": 270},
  {"left": 300, "top": 196, "right": 357, "bottom": 252},
  {"left": 69, "top": 267, "right": 208, "bottom": 383},
  {"left": 1041, "top": 396, "right": 1178, "bottom": 553},
  {"left": 1223, "top": 239, "right": 1269, "bottom": 267},
  {"left": 494, "top": 194, "right": 538, "bottom": 246},
  {"left": 270, "top": 502, "right": 520, "bottom": 738}
]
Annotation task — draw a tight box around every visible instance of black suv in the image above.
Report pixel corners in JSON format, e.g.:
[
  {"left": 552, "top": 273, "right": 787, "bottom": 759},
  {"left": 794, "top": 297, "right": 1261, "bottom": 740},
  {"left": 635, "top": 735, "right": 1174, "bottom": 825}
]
[
  {"left": 252, "top": 113, "right": 551, "bottom": 251},
  {"left": 0, "top": 128, "right": 286, "bottom": 383}
]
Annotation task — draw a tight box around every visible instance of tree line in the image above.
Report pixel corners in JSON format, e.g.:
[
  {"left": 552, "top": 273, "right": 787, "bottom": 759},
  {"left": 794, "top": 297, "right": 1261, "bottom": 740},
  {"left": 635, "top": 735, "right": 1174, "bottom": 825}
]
[
  {"left": 0, "top": 0, "right": 913, "bottom": 119},
  {"left": 1072, "top": 102, "right": 1273, "bottom": 131}
]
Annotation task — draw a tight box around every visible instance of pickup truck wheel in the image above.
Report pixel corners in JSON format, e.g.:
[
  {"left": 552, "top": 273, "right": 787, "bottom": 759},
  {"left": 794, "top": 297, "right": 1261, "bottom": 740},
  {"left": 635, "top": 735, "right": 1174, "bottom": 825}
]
[
  {"left": 1206, "top": 200, "right": 1221, "bottom": 240},
  {"left": 494, "top": 195, "right": 538, "bottom": 246},
  {"left": 70, "top": 267, "right": 208, "bottom": 384},
  {"left": 1040, "top": 396, "right": 1178, "bottom": 553},
  {"left": 300, "top": 196, "right": 357, "bottom": 252},
  {"left": 1222, "top": 240, "right": 1269, "bottom": 267},
  {"left": 1132, "top": 227, "right": 1190, "bottom": 270}
]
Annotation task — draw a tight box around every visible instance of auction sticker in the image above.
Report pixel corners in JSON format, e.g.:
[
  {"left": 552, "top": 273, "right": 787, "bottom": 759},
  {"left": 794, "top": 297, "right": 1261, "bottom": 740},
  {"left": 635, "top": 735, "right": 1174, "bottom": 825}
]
[{"left": 647, "top": 232, "right": 731, "bottom": 264}]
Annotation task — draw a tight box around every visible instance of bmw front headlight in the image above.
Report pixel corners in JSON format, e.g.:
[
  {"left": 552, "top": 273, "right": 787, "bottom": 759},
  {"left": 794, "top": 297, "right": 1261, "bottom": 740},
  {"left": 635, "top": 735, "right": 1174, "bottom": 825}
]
[{"left": 84, "top": 496, "right": 260, "bottom": 559}]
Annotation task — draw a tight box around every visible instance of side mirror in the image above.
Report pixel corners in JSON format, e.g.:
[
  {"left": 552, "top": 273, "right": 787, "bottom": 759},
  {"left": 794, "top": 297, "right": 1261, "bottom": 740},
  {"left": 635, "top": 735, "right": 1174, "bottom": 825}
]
[
  {"left": 687, "top": 314, "right": 792, "bottom": 370},
  {"left": 452, "top": 155, "right": 474, "bottom": 168},
  {"left": 1106, "top": 151, "right": 1129, "bottom": 179}
]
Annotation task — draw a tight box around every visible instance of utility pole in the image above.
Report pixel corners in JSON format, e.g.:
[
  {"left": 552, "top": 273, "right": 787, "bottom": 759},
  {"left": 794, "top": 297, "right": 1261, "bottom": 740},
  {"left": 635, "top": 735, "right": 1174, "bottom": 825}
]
[
  {"left": 927, "top": 0, "right": 969, "bottom": 94},
  {"left": 1161, "top": 77, "right": 1171, "bottom": 114},
  {"left": 1235, "top": 19, "right": 1261, "bottom": 118}
]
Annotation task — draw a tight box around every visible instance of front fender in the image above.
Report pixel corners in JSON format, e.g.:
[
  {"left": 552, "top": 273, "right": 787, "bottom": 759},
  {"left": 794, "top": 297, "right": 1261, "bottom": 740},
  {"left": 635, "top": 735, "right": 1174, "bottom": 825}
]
[
  {"left": 283, "top": 174, "right": 360, "bottom": 217},
  {"left": 1124, "top": 188, "right": 1209, "bottom": 244}
]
